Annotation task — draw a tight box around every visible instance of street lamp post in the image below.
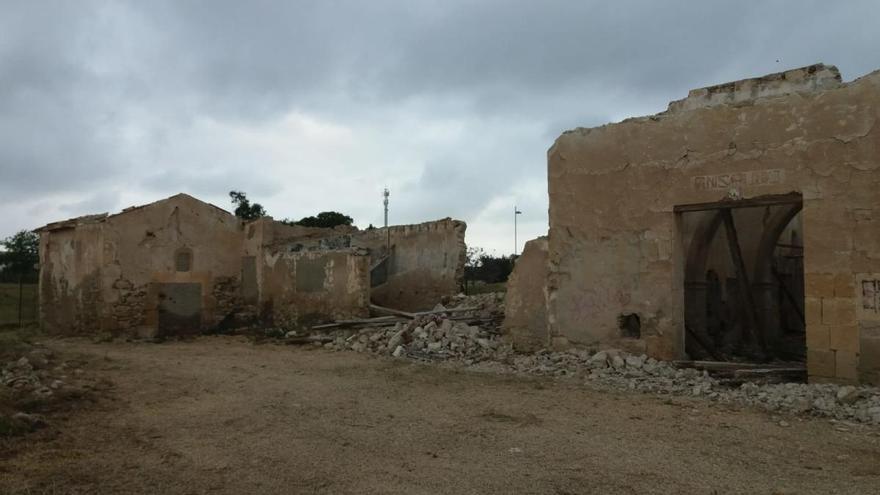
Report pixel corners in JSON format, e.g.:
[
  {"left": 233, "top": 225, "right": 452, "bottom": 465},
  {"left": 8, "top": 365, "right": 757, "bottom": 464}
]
[
  {"left": 514, "top": 206, "right": 522, "bottom": 256},
  {"left": 383, "top": 188, "right": 390, "bottom": 253}
]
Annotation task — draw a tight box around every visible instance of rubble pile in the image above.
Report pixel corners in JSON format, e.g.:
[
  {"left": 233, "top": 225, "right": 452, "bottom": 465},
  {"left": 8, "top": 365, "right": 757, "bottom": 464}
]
[
  {"left": 1, "top": 350, "right": 64, "bottom": 400},
  {"left": 295, "top": 292, "right": 880, "bottom": 425},
  {"left": 311, "top": 292, "right": 508, "bottom": 360},
  {"left": 324, "top": 316, "right": 515, "bottom": 363},
  {"left": 1, "top": 346, "right": 88, "bottom": 434},
  {"left": 576, "top": 350, "right": 880, "bottom": 425},
  {"left": 444, "top": 292, "right": 505, "bottom": 318}
]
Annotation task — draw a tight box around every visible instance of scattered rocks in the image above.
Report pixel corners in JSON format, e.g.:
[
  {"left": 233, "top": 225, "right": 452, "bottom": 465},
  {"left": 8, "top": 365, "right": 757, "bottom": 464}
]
[
  {"left": 2, "top": 343, "right": 93, "bottom": 435},
  {"left": 836, "top": 386, "right": 861, "bottom": 404}
]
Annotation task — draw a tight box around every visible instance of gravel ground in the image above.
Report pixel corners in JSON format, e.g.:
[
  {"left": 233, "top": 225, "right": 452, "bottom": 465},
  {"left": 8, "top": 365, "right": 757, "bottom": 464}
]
[{"left": 2, "top": 337, "right": 879, "bottom": 494}]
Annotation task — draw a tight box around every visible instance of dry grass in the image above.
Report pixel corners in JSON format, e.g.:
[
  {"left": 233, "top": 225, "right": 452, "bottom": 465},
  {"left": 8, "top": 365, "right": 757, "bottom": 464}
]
[{"left": 0, "top": 283, "right": 38, "bottom": 327}]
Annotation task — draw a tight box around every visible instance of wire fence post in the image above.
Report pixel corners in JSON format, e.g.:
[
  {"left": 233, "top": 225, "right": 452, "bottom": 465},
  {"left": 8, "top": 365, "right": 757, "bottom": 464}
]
[{"left": 18, "top": 274, "right": 24, "bottom": 328}]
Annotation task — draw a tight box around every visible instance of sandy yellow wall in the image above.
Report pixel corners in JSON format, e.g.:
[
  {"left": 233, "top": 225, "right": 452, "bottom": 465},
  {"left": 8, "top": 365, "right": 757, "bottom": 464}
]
[{"left": 548, "top": 69, "right": 880, "bottom": 383}]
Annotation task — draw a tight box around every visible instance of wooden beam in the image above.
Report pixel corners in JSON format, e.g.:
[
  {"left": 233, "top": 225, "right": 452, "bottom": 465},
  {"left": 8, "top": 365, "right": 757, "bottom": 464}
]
[
  {"left": 284, "top": 335, "right": 335, "bottom": 345},
  {"left": 415, "top": 306, "right": 480, "bottom": 316},
  {"left": 720, "top": 209, "right": 767, "bottom": 353},
  {"left": 684, "top": 325, "right": 723, "bottom": 361},
  {"left": 310, "top": 315, "right": 401, "bottom": 330},
  {"left": 674, "top": 193, "right": 802, "bottom": 213},
  {"left": 370, "top": 304, "right": 417, "bottom": 319},
  {"left": 770, "top": 265, "right": 806, "bottom": 327},
  {"left": 674, "top": 360, "right": 803, "bottom": 371}
]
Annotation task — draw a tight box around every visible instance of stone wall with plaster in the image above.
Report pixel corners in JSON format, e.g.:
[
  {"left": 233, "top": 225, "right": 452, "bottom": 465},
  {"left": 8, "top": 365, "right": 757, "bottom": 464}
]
[
  {"left": 39, "top": 194, "right": 245, "bottom": 337},
  {"left": 39, "top": 220, "right": 104, "bottom": 335},
  {"left": 39, "top": 197, "right": 459, "bottom": 335},
  {"left": 547, "top": 64, "right": 880, "bottom": 384}
]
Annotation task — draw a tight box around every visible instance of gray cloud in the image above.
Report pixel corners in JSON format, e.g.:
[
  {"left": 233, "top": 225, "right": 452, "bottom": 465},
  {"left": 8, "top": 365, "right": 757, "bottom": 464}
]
[{"left": 1, "top": 0, "right": 879, "bottom": 251}]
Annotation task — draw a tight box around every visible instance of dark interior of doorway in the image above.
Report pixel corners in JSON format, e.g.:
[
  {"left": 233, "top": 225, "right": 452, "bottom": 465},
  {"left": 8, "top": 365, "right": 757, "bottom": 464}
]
[{"left": 679, "top": 193, "right": 805, "bottom": 363}]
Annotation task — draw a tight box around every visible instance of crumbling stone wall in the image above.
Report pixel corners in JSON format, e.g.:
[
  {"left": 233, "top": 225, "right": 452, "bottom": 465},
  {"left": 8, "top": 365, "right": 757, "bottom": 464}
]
[
  {"left": 39, "top": 196, "right": 467, "bottom": 336},
  {"left": 259, "top": 248, "right": 370, "bottom": 327},
  {"left": 109, "top": 278, "right": 148, "bottom": 331},
  {"left": 100, "top": 194, "right": 244, "bottom": 336},
  {"left": 546, "top": 64, "right": 880, "bottom": 384},
  {"left": 39, "top": 194, "right": 246, "bottom": 337},
  {"left": 351, "top": 218, "right": 467, "bottom": 311},
  {"left": 212, "top": 276, "right": 243, "bottom": 324},
  {"left": 38, "top": 221, "right": 104, "bottom": 335},
  {"left": 502, "top": 237, "right": 549, "bottom": 351},
  {"left": 242, "top": 217, "right": 467, "bottom": 313}
]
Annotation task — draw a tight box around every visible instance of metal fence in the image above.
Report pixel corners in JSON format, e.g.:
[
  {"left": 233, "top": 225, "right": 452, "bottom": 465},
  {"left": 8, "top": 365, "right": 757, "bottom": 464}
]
[{"left": 0, "top": 282, "right": 38, "bottom": 327}]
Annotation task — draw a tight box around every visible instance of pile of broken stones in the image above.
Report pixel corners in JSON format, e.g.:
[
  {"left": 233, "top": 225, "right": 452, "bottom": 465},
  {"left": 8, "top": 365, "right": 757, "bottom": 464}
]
[
  {"left": 1, "top": 347, "right": 85, "bottom": 433},
  {"left": 298, "top": 293, "right": 880, "bottom": 426}
]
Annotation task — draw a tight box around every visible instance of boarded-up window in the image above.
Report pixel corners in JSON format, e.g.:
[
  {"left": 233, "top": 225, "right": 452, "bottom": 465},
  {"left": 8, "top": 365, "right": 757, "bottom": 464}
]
[
  {"left": 157, "top": 282, "right": 202, "bottom": 336},
  {"left": 296, "top": 258, "right": 326, "bottom": 292},
  {"left": 175, "top": 249, "right": 193, "bottom": 272}
]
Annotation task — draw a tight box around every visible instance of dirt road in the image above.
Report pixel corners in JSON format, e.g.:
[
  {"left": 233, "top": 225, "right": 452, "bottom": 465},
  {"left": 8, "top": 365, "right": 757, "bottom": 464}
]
[{"left": 2, "top": 337, "right": 879, "bottom": 494}]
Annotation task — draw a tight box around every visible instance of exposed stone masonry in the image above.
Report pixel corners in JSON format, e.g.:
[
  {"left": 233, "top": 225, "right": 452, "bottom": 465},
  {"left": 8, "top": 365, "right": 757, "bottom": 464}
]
[{"left": 110, "top": 279, "right": 147, "bottom": 330}]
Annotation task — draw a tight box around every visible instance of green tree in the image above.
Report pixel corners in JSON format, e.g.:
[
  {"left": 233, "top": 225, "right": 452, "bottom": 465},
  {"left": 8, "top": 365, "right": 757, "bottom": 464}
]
[
  {"left": 463, "top": 247, "right": 515, "bottom": 284},
  {"left": 0, "top": 230, "right": 39, "bottom": 282},
  {"left": 295, "top": 211, "right": 354, "bottom": 229},
  {"left": 228, "top": 191, "right": 266, "bottom": 221}
]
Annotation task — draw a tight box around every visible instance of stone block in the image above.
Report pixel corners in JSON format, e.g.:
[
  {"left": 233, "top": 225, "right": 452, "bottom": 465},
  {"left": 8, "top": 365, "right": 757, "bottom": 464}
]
[
  {"left": 803, "top": 238, "right": 853, "bottom": 273},
  {"left": 853, "top": 223, "right": 880, "bottom": 257},
  {"left": 821, "top": 297, "right": 857, "bottom": 326},
  {"left": 829, "top": 324, "right": 860, "bottom": 353},
  {"left": 805, "top": 323, "right": 830, "bottom": 350},
  {"left": 807, "top": 348, "right": 836, "bottom": 378},
  {"left": 804, "top": 297, "right": 823, "bottom": 326},
  {"left": 805, "top": 273, "right": 835, "bottom": 298},
  {"left": 833, "top": 273, "right": 855, "bottom": 298},
  {"left": 835, "top": 350, "right": 860, "bottom": 382}
]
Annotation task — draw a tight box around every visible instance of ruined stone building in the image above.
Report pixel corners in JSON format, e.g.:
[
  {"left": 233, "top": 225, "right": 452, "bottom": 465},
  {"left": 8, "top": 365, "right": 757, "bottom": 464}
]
[
  {"left": 37, "top": 193, "right": 466, "bottom": 337},
  {"left": 505, "top": 64, "right": 880, "bottom": 384}
]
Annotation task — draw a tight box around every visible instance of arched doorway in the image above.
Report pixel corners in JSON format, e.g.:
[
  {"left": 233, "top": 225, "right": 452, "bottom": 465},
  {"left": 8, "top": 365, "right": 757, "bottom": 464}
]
[{"left": 678, "top": 193, "right": 804, "bottom": 362}]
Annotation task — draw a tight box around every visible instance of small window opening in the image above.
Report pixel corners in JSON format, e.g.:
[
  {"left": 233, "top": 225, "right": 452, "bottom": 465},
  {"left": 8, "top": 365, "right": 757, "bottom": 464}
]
[
  {"left": 175, "top": 249, "right": 193, "bottom": 272},
  {"left": 618, "top": 313, "right": 641, "bottom": 338}
]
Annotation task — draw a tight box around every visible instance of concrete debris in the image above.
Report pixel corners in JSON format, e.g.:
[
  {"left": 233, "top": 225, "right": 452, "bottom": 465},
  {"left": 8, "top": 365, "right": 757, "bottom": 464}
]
[
  {"left": 322, "top": 315, "right": 511, "bottom": 364},
  {"left": 446, "top": 292, "right": 505, "bottom": 320},
  {"left": 579, "top": 353, "right": 880, "bottom": 425},
  {"left": 291, "top": 293, "right": 880, "bottom": 426}
]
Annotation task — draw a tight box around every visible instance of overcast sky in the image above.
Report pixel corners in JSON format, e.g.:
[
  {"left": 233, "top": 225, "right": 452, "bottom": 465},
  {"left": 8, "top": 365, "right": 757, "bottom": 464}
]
[{"left": 2, "top": 1, "right": 878, "bottom": 254}]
